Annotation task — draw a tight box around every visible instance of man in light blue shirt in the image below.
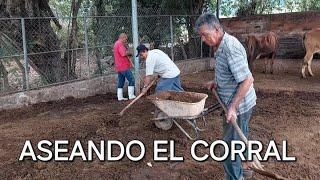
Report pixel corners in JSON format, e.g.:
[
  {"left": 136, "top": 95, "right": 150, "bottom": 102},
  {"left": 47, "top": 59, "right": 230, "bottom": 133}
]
[{"left": 196, "top": 13, "right": 257, "bottom": 180}]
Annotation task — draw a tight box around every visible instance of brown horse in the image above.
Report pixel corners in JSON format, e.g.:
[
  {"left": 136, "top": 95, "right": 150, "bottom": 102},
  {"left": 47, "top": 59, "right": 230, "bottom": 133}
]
[
  {"left": 301, "top": 29, "right": 320, "bottom": 78},
  {"left": 246, "top": 32, "right": 278, "bottom": 74}
]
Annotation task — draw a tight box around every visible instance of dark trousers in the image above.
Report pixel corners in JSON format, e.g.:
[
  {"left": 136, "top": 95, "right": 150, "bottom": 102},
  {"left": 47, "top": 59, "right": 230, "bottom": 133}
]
[{"left": 118, "top": 69, "right": 135, "bottom": 88}]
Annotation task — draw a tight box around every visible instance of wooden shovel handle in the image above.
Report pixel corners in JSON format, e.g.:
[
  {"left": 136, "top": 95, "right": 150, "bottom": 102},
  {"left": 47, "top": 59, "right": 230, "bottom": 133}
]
[
  {"left": 127, "top": 55, "right": 135, "bottom": 68},
  {"left": 119, "top": 78, "right": 157, "bottom": 116},
  {"left": 251, "top": 167, "right": 287, "bottom": 180},
  {"left": 211, "top": 88, "right": 287, "bottom": 179},
  {"left": 211, "top": 88, "right": 262, "bottom": 166},
  {"left": 211, "top": 88, "right": 251, "bottom": 149},
  {"left": 211, "top": 88, "right": 246, "bottom": 137}
]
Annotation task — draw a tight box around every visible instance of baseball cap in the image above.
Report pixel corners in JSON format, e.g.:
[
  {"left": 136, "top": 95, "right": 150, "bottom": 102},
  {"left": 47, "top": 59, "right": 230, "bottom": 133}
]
[{"left": 136, "top": 44, "right": 148, "bottom": 57}]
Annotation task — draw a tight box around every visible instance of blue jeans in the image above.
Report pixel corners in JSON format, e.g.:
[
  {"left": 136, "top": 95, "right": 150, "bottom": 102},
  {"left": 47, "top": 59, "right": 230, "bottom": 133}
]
[
  {"left": 155, "top": 75, "right": 184, "bottom": 92},
  {"left": 222, "top": 108, "right": 254, "bottom": 180},
  {"left": 118, "top": 69, "right": 135, "bottom": 88}
]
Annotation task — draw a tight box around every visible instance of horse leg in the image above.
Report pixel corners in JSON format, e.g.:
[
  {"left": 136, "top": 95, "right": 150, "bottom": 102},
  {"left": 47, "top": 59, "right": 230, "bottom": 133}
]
[
  {"left": 263, "top": 58, "right": 268, "bottom": 74},
  {"left": 252, "top": 61, "right": 256, "bottom": 74},
  {"left": 270, "top": 53, "right": 276, "bottom": 74},
  {"left": 307, "top": 52, "right": 315, "bottom": 77},
  {"left": 249, "top": 59, "right": 255, "bottom": 73},
  {"left": 301, "top": 51, "right": 313, "bottom": 78}
]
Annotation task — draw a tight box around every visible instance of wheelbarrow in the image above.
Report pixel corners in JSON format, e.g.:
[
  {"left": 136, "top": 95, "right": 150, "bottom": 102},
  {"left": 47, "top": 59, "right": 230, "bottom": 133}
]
[
  {"left": 147, "top": 91, "right": 221, "bottom": 140},
  {"left": 147, "top": 90, "right": 286, "bottom": 179}
]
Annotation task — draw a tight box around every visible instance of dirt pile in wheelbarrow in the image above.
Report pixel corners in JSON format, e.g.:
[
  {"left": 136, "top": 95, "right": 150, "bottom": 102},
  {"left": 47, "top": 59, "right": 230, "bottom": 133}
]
[{"left": 154, "top": 91, "right": 206, "bottom": 103}]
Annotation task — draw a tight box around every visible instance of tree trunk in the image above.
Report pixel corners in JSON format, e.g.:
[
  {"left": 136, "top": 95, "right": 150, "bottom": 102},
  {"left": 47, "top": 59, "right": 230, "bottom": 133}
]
[
  {"left": 64, "top": 0, "right": 82, "bottom": 78},
  {"left": 92, "top": 0, "right": 105, "bottom": 75},
  {"left": 0, "top": 61, "right": 9, "bottom": 91},
  {"left": 186, "top": 0, "right": 204, "bottom": 58},
  {"left": 179, "top": 39, "right": 188, "bottom": 60},
  {"left": 13, "top": 58, "right": 27, "bottom": 89},
  {"left": 0, "top": 0, "right": 74, "bottom": 84},
  {"left": 0, "top": 32, "right": 27, "bottom": 89}
]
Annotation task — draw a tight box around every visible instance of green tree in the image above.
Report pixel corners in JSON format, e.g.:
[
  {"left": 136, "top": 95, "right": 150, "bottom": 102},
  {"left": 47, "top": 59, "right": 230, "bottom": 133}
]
[
  {"left": 236, "top": 0, "right": 282, "bottom": 16},
  {"left": 298, "top": 0, "right": 320, "bottom": 11}
]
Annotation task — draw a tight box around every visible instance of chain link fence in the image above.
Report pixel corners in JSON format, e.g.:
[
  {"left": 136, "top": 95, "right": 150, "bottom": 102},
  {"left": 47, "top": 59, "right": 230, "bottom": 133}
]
[
  {"left": 0, "top": 15, "right": 211, "bottom": 95},
  {"left": 1, "top": 10, "right": 318, "bottom": 95},
  {"left": 0, "top": 18, "right": 25, "bottom": 93}
]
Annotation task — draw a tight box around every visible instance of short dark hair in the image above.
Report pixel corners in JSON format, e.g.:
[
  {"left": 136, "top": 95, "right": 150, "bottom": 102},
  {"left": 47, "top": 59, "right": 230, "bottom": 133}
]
[{"left": 136, "top": 44, "right": 148, "bottom": 57}]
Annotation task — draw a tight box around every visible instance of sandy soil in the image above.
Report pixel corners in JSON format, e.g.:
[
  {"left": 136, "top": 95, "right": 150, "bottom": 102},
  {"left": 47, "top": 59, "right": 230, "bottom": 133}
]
[{"left": 0, "top": 70, "right": 319, "bottom": 179}]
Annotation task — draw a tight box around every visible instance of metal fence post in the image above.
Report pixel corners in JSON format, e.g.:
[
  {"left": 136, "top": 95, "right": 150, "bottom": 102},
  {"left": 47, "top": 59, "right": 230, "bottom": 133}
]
[
  {"left": 200, "top": 40, "right": 203, "bottom": 58},
  {"left": 216, "top": 0, "right": 220, "bottom": 20},
  {"left": 131, "top": 0, "right": 140, "bottom": 93},
  {"left": 21, "top": 18, "right": 30, "bottom": 91},
  {"left": 170, "top": 16, "right": 174, "bottom": 61},
  {"left": 84, "top": 15, "right": 90, "bottom": 78}
]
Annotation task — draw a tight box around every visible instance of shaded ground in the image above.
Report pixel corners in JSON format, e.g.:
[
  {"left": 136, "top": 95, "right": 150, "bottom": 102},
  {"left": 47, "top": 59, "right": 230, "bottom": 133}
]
[{"left": 0, "top": 70, "right": 320, "bottom": 179}]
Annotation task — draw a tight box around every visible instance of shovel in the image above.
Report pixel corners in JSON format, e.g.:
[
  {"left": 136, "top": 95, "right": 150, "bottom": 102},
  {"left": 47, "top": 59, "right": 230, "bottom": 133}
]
[
  {"left": 211, "top": 88, "right": 286, "bottom": 180},
  {"left": 119, "top": 78, "right": 157, "bottom": 116}
]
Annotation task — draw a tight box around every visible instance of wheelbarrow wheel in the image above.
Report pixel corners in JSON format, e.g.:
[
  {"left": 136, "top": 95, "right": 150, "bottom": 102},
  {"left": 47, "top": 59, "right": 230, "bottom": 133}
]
[{"left": 155, "top": 111, "right": 173, "bottom": 131}]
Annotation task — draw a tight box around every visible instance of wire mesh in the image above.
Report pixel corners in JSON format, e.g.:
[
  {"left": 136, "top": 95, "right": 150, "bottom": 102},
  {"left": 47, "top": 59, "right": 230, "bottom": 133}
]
[
  {"left": 0, "top": 19, "right": 25, "bottom": 93},
  {"left": 0, "top": 6, "right": 316, "bottom": 95}
]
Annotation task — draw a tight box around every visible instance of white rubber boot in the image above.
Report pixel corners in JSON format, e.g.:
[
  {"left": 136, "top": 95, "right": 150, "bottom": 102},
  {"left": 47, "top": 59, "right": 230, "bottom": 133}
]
[
  {"left": 117, "top": 88, "right": 128, "bottom": 101},
  {"left": 128, "top": 86, "right": 136, "bottom": 100}
]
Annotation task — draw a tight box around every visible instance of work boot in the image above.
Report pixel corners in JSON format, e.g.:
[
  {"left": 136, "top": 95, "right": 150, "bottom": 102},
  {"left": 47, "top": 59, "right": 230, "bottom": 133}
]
[
  {"left": 117, "top": 88, "right": 128, "bottom": 101},
  {"left": 128, "top": 86, "right": 136, "bottom": 100}
]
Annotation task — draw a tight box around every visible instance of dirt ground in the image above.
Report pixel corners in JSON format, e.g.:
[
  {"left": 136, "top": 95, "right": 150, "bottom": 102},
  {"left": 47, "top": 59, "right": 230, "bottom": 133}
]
[{"left": 0, "top": 70, "right": 320, "bottom": 179}]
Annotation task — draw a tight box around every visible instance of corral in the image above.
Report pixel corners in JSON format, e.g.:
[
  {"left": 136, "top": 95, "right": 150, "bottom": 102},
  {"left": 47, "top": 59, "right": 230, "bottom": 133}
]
[
  {"left": 0, "top": 1, "right": 320, "bottom": 180},
  {"left": 1, "top": 62, "right": 320, "bottom": 179}
]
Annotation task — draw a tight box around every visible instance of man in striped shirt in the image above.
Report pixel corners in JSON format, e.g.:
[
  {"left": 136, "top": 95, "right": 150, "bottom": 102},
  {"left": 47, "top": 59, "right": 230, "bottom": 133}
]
[{"left": 196, "top": 13, "right": 257, "bottom": 180}]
